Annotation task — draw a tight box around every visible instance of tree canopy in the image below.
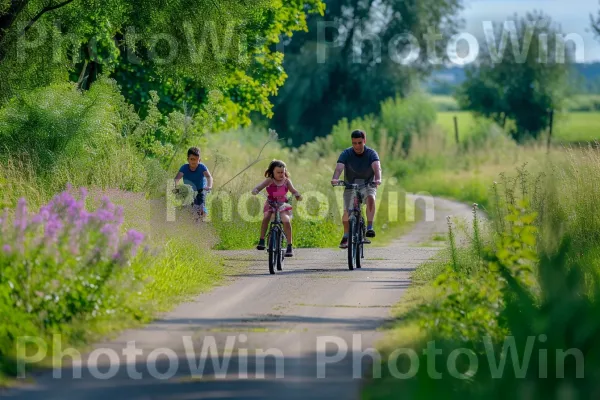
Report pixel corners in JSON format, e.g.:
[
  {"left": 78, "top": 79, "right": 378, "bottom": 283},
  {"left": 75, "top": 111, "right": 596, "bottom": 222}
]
[
  {"left": 268, "top": 0, "right": 463, "bottom": 144},
  {"left": 0, "top": 0, "right": 325, "bottom": 128}
]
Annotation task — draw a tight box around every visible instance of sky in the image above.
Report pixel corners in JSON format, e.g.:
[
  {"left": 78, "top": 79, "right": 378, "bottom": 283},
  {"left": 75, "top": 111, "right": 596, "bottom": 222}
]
[{"left": 461, "top": 0, "right": 600, "bottom": 62}]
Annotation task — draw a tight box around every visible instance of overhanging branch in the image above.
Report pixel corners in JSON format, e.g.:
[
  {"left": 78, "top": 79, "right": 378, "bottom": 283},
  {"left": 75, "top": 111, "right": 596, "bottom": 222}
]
[{"left": 19, "top": 0, "right": 77, "bottom": 36}]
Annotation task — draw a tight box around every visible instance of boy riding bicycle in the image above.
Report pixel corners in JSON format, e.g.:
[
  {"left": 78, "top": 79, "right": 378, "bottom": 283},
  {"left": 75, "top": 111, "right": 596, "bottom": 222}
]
[
  {"left": 331, "top": 129, "right": 382, "bottom": 249},
  {"left": 174, "top": 147, "right": 213, "bottom": 217}
]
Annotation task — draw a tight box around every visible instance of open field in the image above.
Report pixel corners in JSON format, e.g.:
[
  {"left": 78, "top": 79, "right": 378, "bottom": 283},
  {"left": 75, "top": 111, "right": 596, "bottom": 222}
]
[{"left": 436, "top": 111, "right": 600, "bottom": 144}]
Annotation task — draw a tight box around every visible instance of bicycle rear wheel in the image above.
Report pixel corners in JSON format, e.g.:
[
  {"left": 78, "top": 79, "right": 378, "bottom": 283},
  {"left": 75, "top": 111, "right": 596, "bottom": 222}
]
[
  {"left": 347, "top": 215, "right": 357, "bottom": 270},
  {"left": 268, "top": 229, "right": 278, "bottom": 275}
]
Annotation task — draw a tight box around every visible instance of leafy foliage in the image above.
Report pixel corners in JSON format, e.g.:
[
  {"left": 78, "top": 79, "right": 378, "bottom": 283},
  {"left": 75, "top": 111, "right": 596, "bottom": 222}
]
[
  {"left": 457, "top": 12, "right": 572, "bottom": 143},
  {"left": 0, "top": 0, "right": 325, "bottom": 128},
  {"left": 269, "top": 0, "right": 463, "bottom": 144},
  {"left": 0, "top": 78, "right": 153, "bottom": 191}
]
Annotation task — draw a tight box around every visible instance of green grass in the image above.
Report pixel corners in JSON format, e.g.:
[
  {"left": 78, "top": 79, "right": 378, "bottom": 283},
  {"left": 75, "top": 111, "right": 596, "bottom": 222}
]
[
  {"left": 362, "top": 136, "right": 600, "bottom": 399},
  {"left": 430, "top": 95, "right": 460, "bottom": 111},
  {"left": 435, "top": 111, "right": 476, "bottom": 143},
  {"left": 552, "top": 111, "right": 600, "bottom": 142},
  {"left": 436, "top": 111, "right": 600, "bottom": 144},
  {"left": 202, "top": 128, "right": 411, "bottom": 250}
]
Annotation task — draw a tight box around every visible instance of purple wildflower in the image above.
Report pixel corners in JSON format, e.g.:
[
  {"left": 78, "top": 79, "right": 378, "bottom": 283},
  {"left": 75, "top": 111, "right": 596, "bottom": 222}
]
[
  {"left": 125, "top": 230, "right": 145, "bottom": 246},
  {"left": 100, "top": 196, "right": 116, "bottom": 213},
  {"left": 2, "top": 244, "right": 11, "bottom": 253},
  {"left": 69, "top": 236, "right": 80, "bottom": 256},
  {"left": 14, "top": 198, "right": 28, "bottom": 231},
  {"left": 94, "top": 209, "right": 115, "bottom": 223},
  {"left": 45, "top": 215, "right": 64, "bottom": 241},
  {"left": 101, "top": 223, "right": 119, "bottom": 253},
  {"left": 115, "top": 206, "right": 124, "bottom": 225}
]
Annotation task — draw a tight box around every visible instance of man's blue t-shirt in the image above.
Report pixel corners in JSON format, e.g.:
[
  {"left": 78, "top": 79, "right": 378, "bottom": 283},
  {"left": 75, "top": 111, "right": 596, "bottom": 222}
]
[
  {"left": 179, "top": 163, "right": 208, "bottom": 191},
  {"left": 337, "top": 146, "right": 380, "bottom": 184}
]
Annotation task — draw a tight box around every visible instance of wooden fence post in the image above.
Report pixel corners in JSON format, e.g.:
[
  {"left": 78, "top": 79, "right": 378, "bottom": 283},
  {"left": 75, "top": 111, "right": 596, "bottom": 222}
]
[
  {"left": 546, "top": 109, "right": 554, "bottom": 153},
  {"left": 453, "top": 115, "right": 459, "bottom": 144}
]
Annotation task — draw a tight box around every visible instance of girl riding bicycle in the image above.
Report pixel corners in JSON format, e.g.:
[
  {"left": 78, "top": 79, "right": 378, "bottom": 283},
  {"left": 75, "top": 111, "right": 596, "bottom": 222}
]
[{"left": 251, "top": 160, "right": 302, "bottom": 257}]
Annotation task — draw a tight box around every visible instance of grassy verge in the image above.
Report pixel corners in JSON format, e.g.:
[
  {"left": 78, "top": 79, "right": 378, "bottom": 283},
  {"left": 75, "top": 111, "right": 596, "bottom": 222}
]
[
  {"left": 0, "top": 186, "right": 225, "bottom": 384},
  {"left": 362, "top": 142, "right": 600, "bottom": 398}
]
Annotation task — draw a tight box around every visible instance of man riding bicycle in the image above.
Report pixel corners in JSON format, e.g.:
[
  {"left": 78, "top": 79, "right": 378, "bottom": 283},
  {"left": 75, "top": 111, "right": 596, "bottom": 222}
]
[{"left": 331, "top": 129, "right": 382, "bottom": 249}]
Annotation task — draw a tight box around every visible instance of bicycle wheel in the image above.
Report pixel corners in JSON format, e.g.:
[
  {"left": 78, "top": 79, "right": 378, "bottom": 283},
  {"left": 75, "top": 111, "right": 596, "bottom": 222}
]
[
  {"left": 347, "top": 215, "right": 357, "bottom": 270},
  {"left": 268, "top": 229, "right": 278, "bottom": 275},
  {"left": 356, "top": 218, "right": 364, "bottom": 269},
  {"left": 276, "top": 230, "right": 284, "bottom": 271}
]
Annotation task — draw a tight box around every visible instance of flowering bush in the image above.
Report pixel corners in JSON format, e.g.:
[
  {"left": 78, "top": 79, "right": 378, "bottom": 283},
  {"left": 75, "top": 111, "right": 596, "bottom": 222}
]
[{"left": 0, "top": 186, "right": 146, "bottom": 329}]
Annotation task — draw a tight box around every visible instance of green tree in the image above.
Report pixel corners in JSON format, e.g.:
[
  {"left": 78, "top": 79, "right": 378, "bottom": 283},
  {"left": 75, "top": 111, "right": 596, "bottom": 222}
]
[
  {"left": 268, "top": 0, "right": 463, "bottom": 145},
  {"left": 457, "top": 12, "right": 572, "bottom": 143},
  {"left": 0, "top": 0, "right": 325, "bottom": 127}
]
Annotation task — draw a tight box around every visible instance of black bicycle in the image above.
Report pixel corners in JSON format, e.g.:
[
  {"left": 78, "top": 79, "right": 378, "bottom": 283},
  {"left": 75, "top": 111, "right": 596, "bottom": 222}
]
[
  {"left": 259, "top": 193, "right": 288, "bottom": 274},
  {"left": 333, "top": 181, "right": 376, "bottom": 270}
]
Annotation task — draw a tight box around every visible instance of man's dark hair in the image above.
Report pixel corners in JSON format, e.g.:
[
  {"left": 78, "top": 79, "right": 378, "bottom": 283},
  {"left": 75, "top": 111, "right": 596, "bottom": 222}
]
[
  {"left": 187, "top": 147, "right": 200, "bottom": 158},
  {"left": 351, "top": 129, "right": 366, "bottom": 140}
]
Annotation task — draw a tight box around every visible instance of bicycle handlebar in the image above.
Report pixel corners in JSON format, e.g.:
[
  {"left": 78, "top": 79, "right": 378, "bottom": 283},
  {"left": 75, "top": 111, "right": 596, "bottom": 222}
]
[{"left": 332, "top": 181, "right": 377, "bottom": 189}]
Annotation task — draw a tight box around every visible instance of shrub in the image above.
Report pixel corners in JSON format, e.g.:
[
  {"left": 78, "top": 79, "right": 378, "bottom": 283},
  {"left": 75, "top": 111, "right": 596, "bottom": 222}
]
[
  {"left": 0, "top": 79, "right": 148, "bottom": 194},
  {"left": 0, "top": 186, "right": 146, "bottom": 330}
]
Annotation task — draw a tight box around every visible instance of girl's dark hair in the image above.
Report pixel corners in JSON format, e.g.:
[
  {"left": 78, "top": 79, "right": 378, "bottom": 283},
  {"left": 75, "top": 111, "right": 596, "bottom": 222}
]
[
  {"left": 264, "top": 160, "right": 290, "bottom": 178},
  {"left": 187, "top": 147, "right": 200, "bottom": 157}
]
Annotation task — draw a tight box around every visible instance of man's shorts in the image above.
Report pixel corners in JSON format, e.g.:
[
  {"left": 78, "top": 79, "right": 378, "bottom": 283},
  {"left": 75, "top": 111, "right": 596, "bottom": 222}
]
[{"left": 343, "top": 186, "right": 377, "bottom": 211}]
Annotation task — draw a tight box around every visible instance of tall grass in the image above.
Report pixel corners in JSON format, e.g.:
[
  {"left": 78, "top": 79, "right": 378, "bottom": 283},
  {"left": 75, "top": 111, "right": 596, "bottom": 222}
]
[
  {"left": 362, "top": 145, "right": 600, "bottom": 399},
  {"left": 197, "top": 128, "right": 411, "bottom": 249}
]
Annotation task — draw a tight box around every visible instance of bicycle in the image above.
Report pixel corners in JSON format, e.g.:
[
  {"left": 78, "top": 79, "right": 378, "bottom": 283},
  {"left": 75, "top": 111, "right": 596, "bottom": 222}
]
[
  {"left": 172, "top": 186, "right": 211, "bottom": 223},
  {"left": 258, "top": 192, "right": 289, "bottom": 275},
  {"left": 333, "top": 181, "right": 376, "bottom": 270}
]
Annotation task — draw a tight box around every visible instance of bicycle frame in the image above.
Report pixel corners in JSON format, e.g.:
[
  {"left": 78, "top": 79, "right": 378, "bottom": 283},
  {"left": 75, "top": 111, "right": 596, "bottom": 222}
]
[
  {"left": 262, "top": 195, "right": 288, "bottom": 235},
  {"left": 258, "top": 192, "right": 289, "bottom": 274},
  {"left": 333, "top": 181, "right": 375, "bottom": 270}
]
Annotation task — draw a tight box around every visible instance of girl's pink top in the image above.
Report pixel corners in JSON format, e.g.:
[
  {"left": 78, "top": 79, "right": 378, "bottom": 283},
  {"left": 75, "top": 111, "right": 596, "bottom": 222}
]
[{"left": 264, "top": 179, "right": 292, "bottom": 212}]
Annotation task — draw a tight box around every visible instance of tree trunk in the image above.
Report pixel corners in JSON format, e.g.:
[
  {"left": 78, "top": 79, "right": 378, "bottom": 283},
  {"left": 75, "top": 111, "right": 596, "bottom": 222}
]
[
  {"left": 0, "top": 1, "right": 29, "bottom": 40},
  {"left": 0, "top": 0, "right": 30, "bottom": 62}
]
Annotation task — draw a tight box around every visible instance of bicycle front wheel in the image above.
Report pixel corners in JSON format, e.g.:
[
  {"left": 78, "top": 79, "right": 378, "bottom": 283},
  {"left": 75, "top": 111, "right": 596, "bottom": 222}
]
[
  {"left": 268, "top": 230, "right": 278, "bottom": 275},
  {"left": 356, "top": 218, "right": 364, "bottom": 269},
  {"left": 347, "top": 215, "right": 357, "bottom": 270}
]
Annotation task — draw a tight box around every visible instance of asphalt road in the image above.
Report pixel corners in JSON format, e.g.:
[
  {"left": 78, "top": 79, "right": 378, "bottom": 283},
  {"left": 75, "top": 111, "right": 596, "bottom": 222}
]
[{"left": 2, "top": 197, "right": 474, "bottom": 400}]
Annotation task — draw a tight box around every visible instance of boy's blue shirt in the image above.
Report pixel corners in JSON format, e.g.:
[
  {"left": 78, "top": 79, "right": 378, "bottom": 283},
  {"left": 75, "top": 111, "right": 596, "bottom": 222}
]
[{"left": 179, "top": 163, "right": 208, "bottom": 191}]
